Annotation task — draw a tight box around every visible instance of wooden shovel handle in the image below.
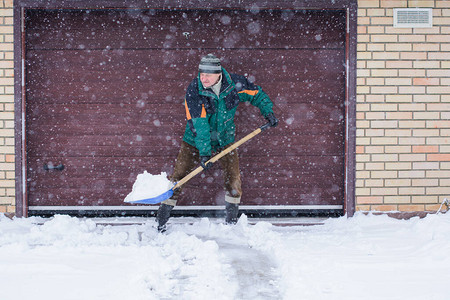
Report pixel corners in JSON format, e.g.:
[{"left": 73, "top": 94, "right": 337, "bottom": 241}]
[{"left": 173, "top": 123, "right": 270, "bottom": 190}]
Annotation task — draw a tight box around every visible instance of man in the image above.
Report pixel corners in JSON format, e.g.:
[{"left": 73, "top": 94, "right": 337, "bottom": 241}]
[{"left": 156, "top": 54, "right": 278, "bottom": 232}]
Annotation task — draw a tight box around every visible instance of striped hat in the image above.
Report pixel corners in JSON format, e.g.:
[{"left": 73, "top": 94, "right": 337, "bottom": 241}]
[{"left": 198, "top": 54, "right": 222, "bottom": 74}]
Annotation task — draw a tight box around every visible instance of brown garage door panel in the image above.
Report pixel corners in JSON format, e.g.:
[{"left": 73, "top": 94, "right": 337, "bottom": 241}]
[
  {"left": 26, "top": 9, "right": 345, "bottom": 50},
  {"left": 26, "top": 103, "right": 185, "bottom": 126},
  {"left": 248, "top": 50, "right": 345, "bottom": 79},
  {"left": 28, "top": 185, "right": 342, "bottom": 207},
  {"left": 227, "top": 50, "right": 345, "bottom": 84},
  {"left": 29, "top": 164, "right": 342, "bottom": 191},
  {"left": 240, "top": 134, "right": 343, "bottom": 156},
  {"left": 27, "top": 101, "right": 344, "bottom": 132},
  {"left": 27, "top": 118, "right": 184, "bottom": 134},
  {"left": 240, "top": 155, "right": 343, "bottom": 176},
  {"left": 242, "top": 189, "right": 343, "bottom": 206},
  {"left": 27, "top": 156, "right": 175, "bottom": 206},
  {"left": 25, "top": 50, "right": 188, "bottom": 77},
  {"left": 27, "top": 189, "right": 127, "bottom": 207},
  {"left": 266, "top": 83, "right": 344, "bottom": 104},
  {"left": 176, "top": 154, "right": 344, "bottom": 206},
  {"left": 27, "top": 137, "right": 342, "bottom": 160},
  {"left": 26, "top": 48, "right": 344, "bottom": 106},
  {"left": 28, "top": 156, "right": 174, "bottom": 181},
  {"left": 26, "top": 124, "right": 183, "bottom": 140},
  {"left": 25, "top": 50, "right": 194, "bottom": 103},
  {"left": 265, "top": 103, "right": 345, "bottom": 126},
  {"left": 26, "top": 112, "right": 185, "bottom": 136},
  {"left": 179, "top": 186, "right": 343, "bottom": 206},
  {"left": 232, "top": 49, "right": 345, "bottom": 105},
  {"left": 27, "top": 136, "right": 183, "bottom": 158}
]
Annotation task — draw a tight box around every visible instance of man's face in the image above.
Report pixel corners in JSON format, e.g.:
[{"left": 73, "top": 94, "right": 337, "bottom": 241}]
[{"left": 200, "top": 73, "right": 221, "bottom": 88}]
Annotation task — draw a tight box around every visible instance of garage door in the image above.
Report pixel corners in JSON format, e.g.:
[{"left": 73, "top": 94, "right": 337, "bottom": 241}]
[{"left": 24, "top": 9, "right": 346, "bottom": 215}]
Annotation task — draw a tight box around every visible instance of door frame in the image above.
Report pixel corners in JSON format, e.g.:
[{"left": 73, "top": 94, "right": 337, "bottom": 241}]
[{"left": 14, "top": 0, "right": 357, "bottom": 217}]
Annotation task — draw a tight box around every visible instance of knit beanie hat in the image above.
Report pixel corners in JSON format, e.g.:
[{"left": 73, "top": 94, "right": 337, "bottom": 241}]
[{"left": 198, "top": 54, "right": 222, "bottom": 74}]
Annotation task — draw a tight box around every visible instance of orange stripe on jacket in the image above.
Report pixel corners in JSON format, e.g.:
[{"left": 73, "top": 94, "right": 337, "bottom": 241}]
[
  {"left": 185, "top": 99, "right": 207, "bottom": 119},
  {"left": 185, "top": 99, "right": 192, "bottom": 120},
  {"left": 200, "top": 105, "right": 207, "bottom": 117},
  {"left": 238, "top": 89, "right": 259, "bottom": 96}
]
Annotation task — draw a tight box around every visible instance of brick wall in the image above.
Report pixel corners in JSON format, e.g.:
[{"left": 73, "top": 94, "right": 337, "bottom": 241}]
[
  {"left": 0, "top": 0, "right": 449, "bottom": 215},
  {"left": 0, "top": 0, "right": 13, "bottom": 214},
  {"left": 356, "top": 0, "right": 450, "bottom": 212}
]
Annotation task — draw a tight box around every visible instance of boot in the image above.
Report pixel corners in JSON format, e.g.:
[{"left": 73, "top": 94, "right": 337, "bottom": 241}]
[
  {"left": 156, "top": 203, "right": 174, "bottom": 232},
  {"left": 225, "top": 202, "right": 239, "bottom": 224}
]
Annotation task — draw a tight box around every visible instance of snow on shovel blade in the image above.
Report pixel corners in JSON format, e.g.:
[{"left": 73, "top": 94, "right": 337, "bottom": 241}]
[{"left": 128, "top": 188, "right": 174, "bottom": 204}]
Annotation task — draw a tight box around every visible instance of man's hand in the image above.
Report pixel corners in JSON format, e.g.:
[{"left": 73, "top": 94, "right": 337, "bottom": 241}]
[
  {"left": 265, "top": 113, "right": 278, "bottom": 127},
  {"left": 200, "top": 156, "right": 214, "bottom": 170}
]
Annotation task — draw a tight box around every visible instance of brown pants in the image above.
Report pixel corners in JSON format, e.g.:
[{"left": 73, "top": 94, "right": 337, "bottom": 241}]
[{"left": 163, "top": 141, "right": 242, "bottom": 206}]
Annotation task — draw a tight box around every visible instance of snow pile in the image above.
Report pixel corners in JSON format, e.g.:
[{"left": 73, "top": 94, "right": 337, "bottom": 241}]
[
  {"left": 124, "top": 171, "right": 174, "bottom": 202},
  {"left": 265, "top": 213, "right": 450, "bottom": 300},
  {"left": 0, "top": 214, "right": 236, "bottom": 300},
  {"left": 1, "top": 212, "right": 450, "bottom": 299}
]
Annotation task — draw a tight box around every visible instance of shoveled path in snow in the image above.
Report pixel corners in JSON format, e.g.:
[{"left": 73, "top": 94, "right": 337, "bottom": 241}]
[
  {"left": 179, "top": 221, "right": 281, "bottom": 299},
  {"left": 216, "top": 240, "right": 280, "bottom": 299},
  {"left": 162, "top": 216, "right": 326, "bottom": 299}
]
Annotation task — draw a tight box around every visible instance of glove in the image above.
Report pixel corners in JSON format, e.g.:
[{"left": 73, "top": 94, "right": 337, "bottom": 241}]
[
  {"left": 200, "top": 155, "right": 213, "bottom": 170},
  {"left": 265, "top": 112, "right": 278, "bottom": 127}
]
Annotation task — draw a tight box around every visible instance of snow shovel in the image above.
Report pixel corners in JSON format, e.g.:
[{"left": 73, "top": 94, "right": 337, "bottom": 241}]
[{"left": 129, "top": 122, "right": 272, "bottom": 204}]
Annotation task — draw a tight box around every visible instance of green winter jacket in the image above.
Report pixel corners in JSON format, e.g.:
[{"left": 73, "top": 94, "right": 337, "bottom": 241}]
[{"left": 183, "top": 68, "right": 274, "bottom": 156}]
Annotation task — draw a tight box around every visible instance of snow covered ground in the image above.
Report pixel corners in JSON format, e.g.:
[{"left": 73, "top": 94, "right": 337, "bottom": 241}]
[{"left": 1, "top": 212, "right": 449, "bottom": 300}]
